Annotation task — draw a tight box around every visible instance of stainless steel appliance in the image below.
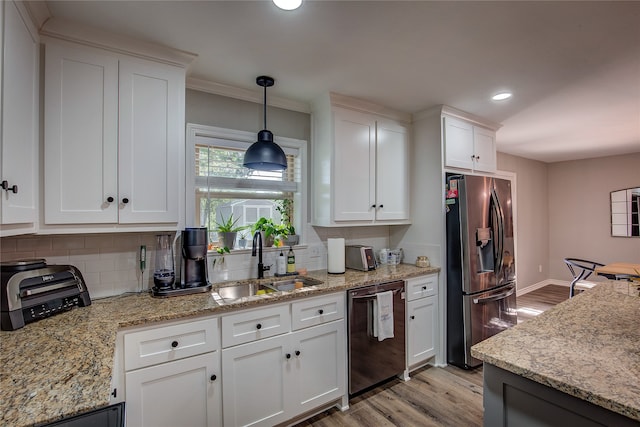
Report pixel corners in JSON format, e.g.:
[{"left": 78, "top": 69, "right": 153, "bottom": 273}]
[
  {"left": 345, "top": 245, "right": 376, "bottom": 271},
  {"left": 151, "top": 228, "right": 212, "bottom": 297},
  {"left": 347, "top": 280, "right": 405, "bottom": 395},
  {"left": 1, "top": 259, "right": 91, "bottom": 331},
  {"left": 446, "top": 174, "right": 517, "bottom": 369}
]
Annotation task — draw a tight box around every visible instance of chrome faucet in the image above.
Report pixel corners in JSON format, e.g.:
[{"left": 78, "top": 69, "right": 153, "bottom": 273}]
[{"left": 252, "top": 231, "right": 270, "bottom": 279}]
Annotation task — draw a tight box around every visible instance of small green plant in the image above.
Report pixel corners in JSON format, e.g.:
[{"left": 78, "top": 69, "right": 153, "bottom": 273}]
[
  {"left": 251, "top": 217, "right": 278, "bottom": 240},
  {"left": 276, "top": 199, "right": 296, "bottom": 236},
  {"left": 214, "top": 213, "right": 247, "bottom": 233}
]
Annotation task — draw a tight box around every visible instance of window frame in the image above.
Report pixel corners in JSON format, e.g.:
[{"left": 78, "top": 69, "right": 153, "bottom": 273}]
[{"left": 186, "top": 123, "right": 308, "bottom": 247}]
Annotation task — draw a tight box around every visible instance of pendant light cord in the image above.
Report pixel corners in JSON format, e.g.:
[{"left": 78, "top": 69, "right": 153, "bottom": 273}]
[{"left": 263, "top": 84, "right": 267, "bottom": 130}]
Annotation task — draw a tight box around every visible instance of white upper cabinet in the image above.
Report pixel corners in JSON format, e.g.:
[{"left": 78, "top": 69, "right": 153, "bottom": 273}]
[
  {"left": 443, "top": 115, "right": 497, "bottom": 173},
  {"left": 312, "top": 93, "right": 411, "bottom": 226},
  {"left": 44, "top": 39, "right": 185, "bottom": 227},
  {"left": 1, "top": 1, "right": 39, "bottom": 235}
]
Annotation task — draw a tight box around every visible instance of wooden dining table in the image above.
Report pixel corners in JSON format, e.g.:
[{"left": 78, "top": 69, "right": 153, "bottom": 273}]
[{"left": 595, "top": 262, "right": 640, "bottom": 279}]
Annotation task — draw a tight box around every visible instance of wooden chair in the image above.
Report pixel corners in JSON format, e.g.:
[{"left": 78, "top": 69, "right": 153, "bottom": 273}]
[{"left": 563, "top": 258, "right": 605, "bottom": 298}]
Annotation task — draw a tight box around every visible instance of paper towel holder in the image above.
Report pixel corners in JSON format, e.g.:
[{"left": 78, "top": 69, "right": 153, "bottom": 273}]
[{"left": 327, "top": 238, "right": 345, "bottom": 274}]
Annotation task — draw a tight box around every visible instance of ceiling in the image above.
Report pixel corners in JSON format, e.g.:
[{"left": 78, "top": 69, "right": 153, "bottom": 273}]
[{"left": 41, "top": 0, "right": 640, "bottom": 163}]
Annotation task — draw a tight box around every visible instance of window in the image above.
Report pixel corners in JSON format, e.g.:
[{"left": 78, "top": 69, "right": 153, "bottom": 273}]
[{"left": 186, "top": 124, "right": 306, "bottom": 249}]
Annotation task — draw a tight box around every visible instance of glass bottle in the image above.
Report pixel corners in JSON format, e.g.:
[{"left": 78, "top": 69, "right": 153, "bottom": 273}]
[{"left": 153, "top": 234, "right": 175, "bottom": 288}]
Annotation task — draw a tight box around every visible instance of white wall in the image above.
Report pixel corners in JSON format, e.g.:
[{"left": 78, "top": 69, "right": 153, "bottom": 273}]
[
  {"left": 497, "top": 152, "right": 549, "bottom": 289},
  {"left": 547, "top": 153, "right": 640, "bottom": 280}
]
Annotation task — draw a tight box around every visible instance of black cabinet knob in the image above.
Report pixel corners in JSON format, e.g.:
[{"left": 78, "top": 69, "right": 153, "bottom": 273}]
[
  {"left": 285, "top": 353, "right": 291, "bottom": 359},
  {"left": 122, "top": 198, "right": 129, "bottom": 204},
  {"left": 422, "top": 286, "right": 427, "bottom": 290},
  {"left": 410, "top": 315, "right": 415, "bottom": 320},
  {"left": 107, "top": 196, "right": 114, "bottom": 203},
  {"left": 295, "top": 350, "right": 301, "bottom": 356},
  {"left": 379, "top": 204, "right": 383, "bottom": 208},
  {"left": 210, "top": 374, "right": 217, "bottom": 381},
  {"left": 318, "top": 309, "right": 324, "bottom": 315},
  {"left": 0, "top": 181, "right": 6, "bottom": 190},
  {"left": 171, "top": 341, "right": 178, "bottom": 348},
  {"left": 371, "top": 204, "right": 376, "bottom": 208},
  {"left": 256, "top": 323, "right": 262, "bottom": 330}
]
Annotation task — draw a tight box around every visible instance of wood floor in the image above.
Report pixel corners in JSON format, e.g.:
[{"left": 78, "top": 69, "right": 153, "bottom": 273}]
[{"left": 294, "top": 285, "right": 569, "bottom": 427}]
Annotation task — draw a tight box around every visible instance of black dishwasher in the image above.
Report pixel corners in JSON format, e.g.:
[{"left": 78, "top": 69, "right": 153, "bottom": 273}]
[{"left": 347, "top": 280, "right": 406, "bottom": 395}]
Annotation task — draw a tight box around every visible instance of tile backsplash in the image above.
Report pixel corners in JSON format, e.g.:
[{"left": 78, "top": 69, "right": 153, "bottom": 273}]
[{"left": 0, "top": 225, "right": 390, "bottom": 299}]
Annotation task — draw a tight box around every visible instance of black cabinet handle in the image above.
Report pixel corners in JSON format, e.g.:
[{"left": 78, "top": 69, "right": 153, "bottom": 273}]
[
  {"left": 476, "top": 156, "right": 480, "bottom": 161},
  {"left": 171, "top": 340, "right": 178, "bottom": 348},
  {"left": 422, "top": 286, "right": 427, "bottom": 290},
  {"left": 285, "top": 353, "right": 291, "bottom": 359},
  {"left": 318, "top": 309, "right": 324, "bottom": 315},
  {"left": 295, "top": 350, "right": 301, "bottom": 356},
  {"left": 410, "top": 315, "right": 415, "bottom": 320},
  {"left": 107, "top": 196, "right": 114, "bottom": 203},
  {"left": 111, "top": 388, "right": 117, "bottom": 398},
  {"left": 1, "top": 181, "right": 18, "bottom": 194},
  {"left": 210, "top": 374, "right": 217, "bottom": 381},
  {"left": 256, "top": 323, "right": 262, "bottom": 330},
  {"left": 122, "top": 198, "right": 129, "bottom": 204}
]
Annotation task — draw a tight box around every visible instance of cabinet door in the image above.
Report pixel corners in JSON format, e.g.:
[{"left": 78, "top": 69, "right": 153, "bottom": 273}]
[
  {"left": 1, "top": 1, "right": 38, "bottom": 227},
  {"left": 292, "top": 320, "right": 346, "bottom": 414},
  {"left": 222, "top": 334, "right": 291, "bottom": 427},
  {"left": 375, "top": 119, "right": 410, "bottom": 221},
  {"left": 44, "top": 41, "right": 119, "bottom": 224},
  {"left": 443, "top": 116, "right": 474, "bottom": 170},
  {"left": 332, "top": 108, "right": 376, "bottom": 221},
  {"left": 407, "top": 296, "right": 437, "bottom": 367},
  {"left": 125, "top": 351, "right": 221, "bottom": 427},
  {"left": 118, "top": 58, "right": 183, "bottom": 223},
  {"left": 472, "top": 126, "right": 497, "bottom": 172}
]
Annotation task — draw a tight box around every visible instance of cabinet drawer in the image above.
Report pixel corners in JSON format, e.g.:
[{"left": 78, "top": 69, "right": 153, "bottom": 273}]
[
  {"left": 406, "top": 274, "right": 438, "bottom": 301},
  {"left": 124, "top": 317, "right": 219, "bottom": 371},
  {"left": 292, "top": 293, "right": 345, "bottom": 331},
  {"left": 222, "top": 303, "right": 291, "bottom": 348}
]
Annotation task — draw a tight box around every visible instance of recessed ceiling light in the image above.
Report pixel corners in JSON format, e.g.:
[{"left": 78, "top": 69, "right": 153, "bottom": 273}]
[
  {"left": 273, "top": 0, "right": 302, "bottom": 10},
  {"left": 492, "top": 92, "right": 513, "bottom": 101}
]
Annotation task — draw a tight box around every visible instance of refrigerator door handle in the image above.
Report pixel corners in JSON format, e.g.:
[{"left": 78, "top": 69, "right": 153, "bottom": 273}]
[
  {"left": 490, "top": 187, "right": 505, "bottom": 276},
  {"left": 473, "top": 286, "right": 515, "bottom": 304}
]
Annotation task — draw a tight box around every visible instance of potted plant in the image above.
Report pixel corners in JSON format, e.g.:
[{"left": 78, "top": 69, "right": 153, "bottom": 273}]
[
  {"left": 276, "top": 199, "right": 299, "bottom": 246},
  {"left": 214, "top": 213, "right": 247, "bottom": 250},
  {"left": 251, "top": 217, "right": 277, "bottom": 247},
  {"left": 237, "top": 231, "right": 248, "bottom": 249}
]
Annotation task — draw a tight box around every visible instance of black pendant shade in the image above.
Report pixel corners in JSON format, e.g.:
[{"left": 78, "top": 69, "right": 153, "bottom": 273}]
[{"left": 243, "top": 76, "right": 287, "bottom": 171}]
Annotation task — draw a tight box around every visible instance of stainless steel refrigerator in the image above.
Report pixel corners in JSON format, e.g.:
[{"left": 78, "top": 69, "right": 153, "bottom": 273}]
[{"left": 446, "top": 174, "right": 518, "bottom": 369}]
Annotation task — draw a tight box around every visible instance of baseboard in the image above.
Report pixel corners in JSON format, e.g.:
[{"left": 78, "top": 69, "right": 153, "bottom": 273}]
[{"left": 517, "top": 279, "right": 570, "bottom": 296}]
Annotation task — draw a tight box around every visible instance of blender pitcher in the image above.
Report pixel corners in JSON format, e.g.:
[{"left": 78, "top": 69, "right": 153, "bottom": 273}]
[{"left": 153, "top": 234, "right": 175, "bottom": 289}]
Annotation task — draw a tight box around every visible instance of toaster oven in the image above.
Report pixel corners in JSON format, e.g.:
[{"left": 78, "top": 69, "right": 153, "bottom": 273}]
[
  {"left": 345, "top": 245, "right": 376, "bottom": 271},
  {"left": 1, "top": 259, "right": 91, "bottom": 331}
]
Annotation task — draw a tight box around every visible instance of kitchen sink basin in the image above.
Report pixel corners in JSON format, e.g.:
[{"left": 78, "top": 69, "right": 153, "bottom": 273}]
[
  {"left": 211, "top": 277, "right": 324, "bottom": 305},
  {"left": 266, "top": 276, "right": 323, "bottom": 292},
  {"left": 211, "top": 282, "right": 275, "bottom": 304}
]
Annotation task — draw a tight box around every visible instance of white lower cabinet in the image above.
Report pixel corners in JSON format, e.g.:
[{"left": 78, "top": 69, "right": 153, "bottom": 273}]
[
  {"left": 405, "top": 274, "right": 439, "bottom": 370},
  {"left": 222, "top": 294, "right": 347, "bottom": 427},
  {"left": 125, "top": 352, "right": 221, "bottom": 427},
  {"left": 407, "top": 296, "right": 438, "bottom": 367},
  {"left": 122, "top": 318, "right": 221, "bottom": 427}
]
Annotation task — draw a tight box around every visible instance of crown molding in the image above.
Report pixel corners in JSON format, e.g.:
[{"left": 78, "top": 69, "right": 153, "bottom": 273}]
[
  {"left": 40, "top": 17, "right": 197, "bottom": 68},
  {"left": 413, "top": 104, "right": 502, "bottom": 131},
  {"left": 186, "top": 77, "right": 311, "bottom": 114},
  {"left": 328, "top": 92, "right": 412, "bottom": 123},
  {"left": 22, "top": 1, "right": 51, "bottom": 31}
]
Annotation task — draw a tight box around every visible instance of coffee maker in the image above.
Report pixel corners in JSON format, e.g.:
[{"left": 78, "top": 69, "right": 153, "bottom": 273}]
[
  {"left": 151, "top": 228, "right": 212, "bottom": 297},
  {"left": 181, "top": 227, "right": 208, "bottom": 287}
]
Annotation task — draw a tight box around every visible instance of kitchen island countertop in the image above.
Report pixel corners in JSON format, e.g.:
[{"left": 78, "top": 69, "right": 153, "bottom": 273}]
[
  {"left": 471, "top": 282, "right": 640, "bottom": 422},
  {"left": 0, "top": 264, "right": 437, "bottom": 427}
]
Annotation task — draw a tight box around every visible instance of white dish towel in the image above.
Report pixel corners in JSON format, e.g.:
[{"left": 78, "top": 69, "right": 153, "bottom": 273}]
[{"left": 375, "top": 290, "right": 394, "bottom": 341}]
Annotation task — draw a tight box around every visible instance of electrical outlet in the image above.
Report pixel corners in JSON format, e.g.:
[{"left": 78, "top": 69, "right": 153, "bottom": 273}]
[{"left": 309, "top": 245, "right": 321, "bottom": 258}]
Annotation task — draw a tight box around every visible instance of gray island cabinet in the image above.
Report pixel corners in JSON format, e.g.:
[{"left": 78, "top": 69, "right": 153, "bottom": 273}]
[{"left": 471, "top": 283, "right": 640, "bottom": 427}]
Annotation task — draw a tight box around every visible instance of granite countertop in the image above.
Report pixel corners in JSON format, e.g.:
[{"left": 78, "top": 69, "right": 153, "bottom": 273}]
[
  {"left": 0, "top": 264, "right": 438, "bottom": 427},
  {"left": 471, "top": 282, "right": 640, "bottom": 421}
]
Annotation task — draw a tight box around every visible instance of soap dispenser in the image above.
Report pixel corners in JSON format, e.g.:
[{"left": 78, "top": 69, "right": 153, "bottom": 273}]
[{"left": 277, "top": 250, "right": 287, "bottom": 275}]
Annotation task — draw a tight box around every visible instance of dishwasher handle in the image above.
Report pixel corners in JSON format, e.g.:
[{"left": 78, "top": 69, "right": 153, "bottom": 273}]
[{"left": 350, "top": 287, "right": 402, "bottom": 300}]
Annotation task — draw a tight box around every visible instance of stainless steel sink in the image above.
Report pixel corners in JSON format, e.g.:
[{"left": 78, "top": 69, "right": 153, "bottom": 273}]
[
  {"left": 266, "top": 276, "right": 323, "bottom": 292},
  {"left": 211, "top": 282, "right": 275, "bottom": 304},
  {"left": 211, "top": 277, "right": 324, "bottom": 305}
]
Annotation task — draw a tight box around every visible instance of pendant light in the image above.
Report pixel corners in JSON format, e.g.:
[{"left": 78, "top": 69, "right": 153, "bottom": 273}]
[{"left": 243, "top": 76, "right": 288, "bottom": 171}]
